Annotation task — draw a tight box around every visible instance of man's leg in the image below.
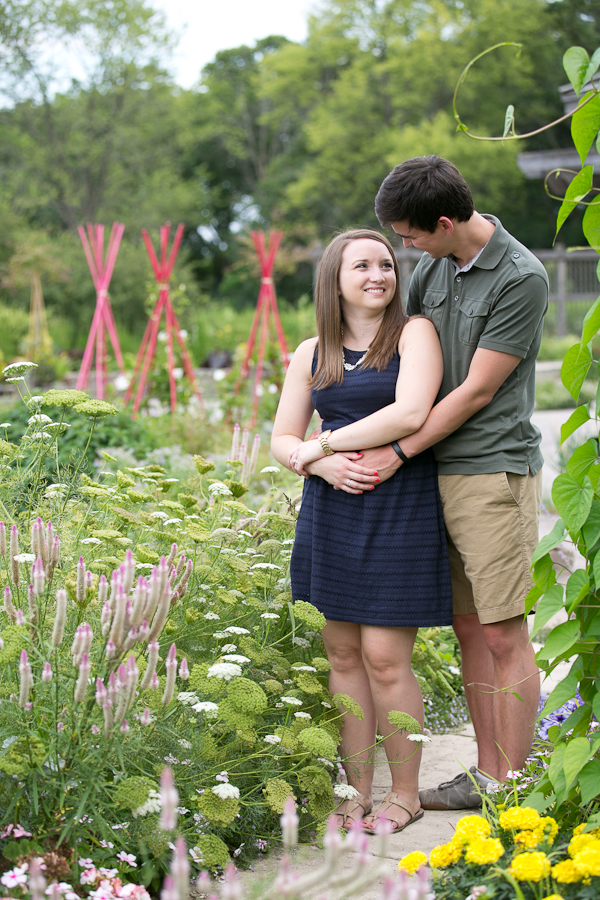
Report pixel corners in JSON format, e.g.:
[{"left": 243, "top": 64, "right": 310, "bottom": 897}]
[
  {"left": 452, "top": 613, "right": 499, "bottom": 778},
  {"left": 482, "top": 615, "right": 540, "bottom": 781}
]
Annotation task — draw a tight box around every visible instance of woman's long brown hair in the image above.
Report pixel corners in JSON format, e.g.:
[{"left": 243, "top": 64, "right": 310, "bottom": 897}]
[{"left": 310, "top": 228, "right": 407, "bottom": 390}]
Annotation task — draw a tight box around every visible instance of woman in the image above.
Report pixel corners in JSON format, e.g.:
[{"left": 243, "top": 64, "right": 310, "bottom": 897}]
[{"left": 271, "top": 229, "right": 452, "bottom": 833}]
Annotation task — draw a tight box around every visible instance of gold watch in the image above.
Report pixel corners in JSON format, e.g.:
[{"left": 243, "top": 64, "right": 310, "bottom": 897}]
[{"left": 319, "top": 429, "right": 335, "bottom": 456}]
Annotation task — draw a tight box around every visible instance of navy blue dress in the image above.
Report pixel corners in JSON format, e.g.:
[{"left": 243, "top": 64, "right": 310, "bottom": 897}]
[{"left": 290, "top": 347, "right": 453, "bottom": 627}]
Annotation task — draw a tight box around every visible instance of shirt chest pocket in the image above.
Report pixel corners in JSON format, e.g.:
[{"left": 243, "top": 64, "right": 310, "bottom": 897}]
[
  {"left": 458, "top": 297, "right": 491, "bottom": 345},
  {"left": 422, "top": 289, "right": 446, "bottom": 330}
]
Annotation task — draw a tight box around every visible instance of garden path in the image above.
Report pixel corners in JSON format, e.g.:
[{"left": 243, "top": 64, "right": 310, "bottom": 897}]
[{"left": 241, "top": 723, "right": 478, "bottom": 898}]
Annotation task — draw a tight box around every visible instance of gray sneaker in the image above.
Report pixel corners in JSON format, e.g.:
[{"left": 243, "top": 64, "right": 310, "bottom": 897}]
[{"left": 418, "top": 766, "right": 483, "bottom": 810}]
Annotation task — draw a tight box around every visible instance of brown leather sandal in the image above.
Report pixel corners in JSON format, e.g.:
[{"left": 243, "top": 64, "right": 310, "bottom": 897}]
[
  {"left": 362, "top": 791, "right": 424, "bottom": 835},
  {"left": 332, "top": 792, "right": 372, "bottom": 832}
]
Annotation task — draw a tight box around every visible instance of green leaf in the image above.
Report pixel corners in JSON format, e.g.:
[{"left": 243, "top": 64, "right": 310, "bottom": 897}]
[
  {"left": 579, "top": 759, "right": 600, "bottom": 805},
  {"left": 531, "top": 584, "right": 564, "bottom": 638},
  {"left": 541, "top": 671, "right": 578, "bottom": 717},
  {"left": 548, "top": 741, "right": 566, "bottom": 790},
  {"left": 533, "top": 554, "right": 557, "bottom": 592},
  {"left": 563, "top": 46, "right": 600, "bottom": 94},
  {"left": 566, "top": 439, "right": 599, "bottom": 482},
  {"left": 503, "top": 104, "right": 515, "bottom": 138},
  {"left": 592, "top": 549, "right": 600, "bottom": 590},
  {"left": 561, "top": 343, "right": 592, "bottom": 400},
  {"left": 521, "top": 790, "right": 555, "bottom": 813},
  {"left": 561, "top": 405, "right": 590, "bottom": 444},
  {"left": 566, "top": 569, "right": 589, "bottom": 611},
  {"left": 589, "top": 462, "right": 600, "bottom": 492},
  {"left": 558, "top": 703, "right": 591, "bottom": 740},
  {"left": 583, "top": 498, "right": 600, "bottom": 549},
  {"left": 583, "top": 197, "right": 600, "bottom": 252},
  {"left": 572, "top": 92, "right": 600, "bottom": 165},
  {"left": 536, "top": 619, "right": 581, "bottom": 661},
  {"left": 592, "top": 692, "right": 600, "bottom": 724},
  {"left": 552, "top": 473, "right": 593, "bottom": 533},
  {"left": 555, "top": 165, "right": 594, "bottom": 236},
  {"left": 563, "top": 737, "right": 592, "bottom": 791},
  {"left": 532, "top": 518, "right": 566, "bottom": 564},
  {"left": 582, "top": 295, "right": 600, "bottom": 346}
]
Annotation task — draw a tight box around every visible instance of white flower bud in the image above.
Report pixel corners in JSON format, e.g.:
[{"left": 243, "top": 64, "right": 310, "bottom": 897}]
[
  {"left": 122, "top": 548, "right": 135, "bottom": 595},
  {"left": 42, "top": 662, "right": 53, "bottom": 683},
  {"left": 159, "top": 767, "right": 178, "bottom": 831},
  {"left": 166, "top": 542, "right": 178, "bottom": 567},
  {"left": 4, "top": 586, "right": 17, "bottom": 623},
  {"left": 74, "top": 652, "right": 91, "bottom": 702},
  {"left": 19, "top": 649, "right": 32, "bottom": 708},
  {"left": 162, "top": 643, "right": 177, "bottom": 706},
  {"left": 76, "top": 556, "right": 86, "bottom": 603},
  {"left": 140, "top": 640, "right": 160, "bottom": 690},
  {"left": 97, "top": 573, "right": 108, "bottom": 605},
  {"left": 0, "top": 521, "right": 6, "bottom": 556}
]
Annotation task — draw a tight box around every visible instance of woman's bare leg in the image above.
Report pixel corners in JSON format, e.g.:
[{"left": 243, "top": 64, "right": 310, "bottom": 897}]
[
  {"left": 360, "top": 625, "right": 422, "bottom": 827},
  {"left": 322, "top": 619, "right": 377, "bottom": 811}
]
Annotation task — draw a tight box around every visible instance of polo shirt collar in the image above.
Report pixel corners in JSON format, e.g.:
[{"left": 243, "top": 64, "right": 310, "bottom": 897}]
[{"left": 470, "top": 214, "right": 509, "bottom": 270}]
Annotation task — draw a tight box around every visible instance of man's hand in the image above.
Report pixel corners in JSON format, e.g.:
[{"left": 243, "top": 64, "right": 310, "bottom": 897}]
[
  {"left": 358, "top": 445, "right": 402, "bottom": 483},
  {"left": 305, "top": 453, "right": 380, "bottom": 494}
]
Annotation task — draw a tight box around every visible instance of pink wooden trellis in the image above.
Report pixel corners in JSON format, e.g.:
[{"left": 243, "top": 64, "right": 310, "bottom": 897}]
[
  {"left": 125, "top": 222, "right": 203, "bottom": 416},
  {"left": 235, "top": 230, "right": 289, "bottom": 427},
  {"left": 76, "top": 222, "right": 126, "bottom": 399}
]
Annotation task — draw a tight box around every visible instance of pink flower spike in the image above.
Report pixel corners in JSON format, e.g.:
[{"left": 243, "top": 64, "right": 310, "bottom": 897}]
[
  {"left": 16, "top": 609, "right": 26, "bottom": 625},
  {"left": 178, "top": 659, "right": 189, "bottom": 680},
  {"left": 42, "top": 662, "right": 52, "bottom": 683},
  {"left": 159, "top": 767, "right": 178, "bottom": 831},
  {"left": 0, "top": 521, "right": 5, "bottom": 555},
  {"left": 150, "top": 672, "right": 159, "bottom": 689},
  {"left": 105, "top": 641, "right": 116, "bottom": 659},
  {"left": 166, "top": 643, "right": 177, "bottom": 667},
  {"left": 140, "top": 708, "right": 151, "bottom": 726},
  {"left": 91, "top": 724, "right": 100, "bottom": 735},
  {"left": 57, "top": 721, "right": 64, "bottom": 733},
  {"left": 119, "top": 720, "right": 130, "bottom": 733}
]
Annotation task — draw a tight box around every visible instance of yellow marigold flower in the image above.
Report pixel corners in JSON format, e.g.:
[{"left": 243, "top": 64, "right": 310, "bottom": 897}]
[
  {"left": 536, "top": 816, "right": 558, "bottom": 845},
  {"left": 540, "top": 895, "right": 565, "bottom": 900},
  {"left": 508, "top": 851, "right": 551, "bottom": 882},
  {"left": 464, "top": 837, "right": 504, "bottom": 865},
  {"left": 573, "top": 842, "right": 600, "bottom": 879},
  {"left": 499, "top": 806, "right": 541, "bottom": 832},
  {"left": 551, "top": 859, "right": 582, "bottom": 884},
  {"left": 453, "top": 815, "right": 491, "bottom": 845},
  {"left": 398, "top": 851, "right": 428, "bottom": 874},
  {"left": 429, "top": 841, "right": 463, "bottom": 868},
  {"left": 573, "top": 823, "right": 600, "bottom": 838},
  {"left": 514, "top": 830, "right": 540, "bottom": 849},
  {"left": 568, "top": 833, "right": 599, "bottom": 858}
]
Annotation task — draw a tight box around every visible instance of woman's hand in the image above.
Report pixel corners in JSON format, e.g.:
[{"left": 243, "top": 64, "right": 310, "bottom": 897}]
[
  {"left": 306, "top": 453, "right": 380, "bottom": 494},
  {"left": 288, "top": 439, "right": 324, "bottom": 476}
]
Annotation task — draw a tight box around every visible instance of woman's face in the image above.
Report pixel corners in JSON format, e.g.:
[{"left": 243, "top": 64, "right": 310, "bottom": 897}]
[{"left": 338, "top": 238, "right": 396, "bottom": 319}]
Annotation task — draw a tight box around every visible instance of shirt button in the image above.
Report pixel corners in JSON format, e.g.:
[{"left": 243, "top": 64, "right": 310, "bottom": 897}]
[
  {"left": 468, "top": 309, "right": 473, "bottom": 316},
  {"left": 454, "top": 295, "right": 459, "bottom": 302},
  {"left": 513, "top": 252, "right": 520, "bottom": 259},
  {"left": 456, "top": 275, "right": 462, "bottom": 282}
]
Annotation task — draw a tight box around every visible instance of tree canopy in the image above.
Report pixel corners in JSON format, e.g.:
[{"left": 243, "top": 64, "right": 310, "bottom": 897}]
[{"left": 0, "top": 0, "right": 590, "bottom": 341}]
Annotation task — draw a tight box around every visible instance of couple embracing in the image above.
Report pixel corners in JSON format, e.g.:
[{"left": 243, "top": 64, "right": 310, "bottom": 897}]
[{"left": 271, "top": 156, "right": 549, "bottom": 833}]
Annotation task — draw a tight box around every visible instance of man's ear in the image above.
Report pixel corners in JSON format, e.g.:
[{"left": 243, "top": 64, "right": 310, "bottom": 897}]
[{"left": 437, "top": 216, "right": 455, "bottom": 235}]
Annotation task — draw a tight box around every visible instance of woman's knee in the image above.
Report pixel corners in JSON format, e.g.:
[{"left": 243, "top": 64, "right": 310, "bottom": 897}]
[{"left": 326, "top": 641, "right": 364, "bottom": 673}]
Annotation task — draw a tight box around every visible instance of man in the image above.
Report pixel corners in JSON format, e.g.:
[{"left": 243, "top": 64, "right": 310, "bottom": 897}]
[{"left": 309, "top": 155, "right": 548, "bottom": 809}]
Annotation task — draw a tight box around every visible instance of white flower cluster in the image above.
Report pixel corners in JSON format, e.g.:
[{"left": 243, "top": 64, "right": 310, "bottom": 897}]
[
  {"left": 225, "top": 626, "right": 250, "bottom": 635},
  {"left": 133, "top": 788, "right": 161, "bottom": 818},
  {"left": 263, "top": 734, "right": 282, "bottom": 745},
  {"left": 280, "top": 696, "right": 303, "bottom": 706},
  {"left": 208, "top": 482, "right": 233, "bottom": 496},
  {"left": 260, "top": 612, "right": 280, "bottom": 619},
  {"left": 221, "top": 654, "right": 250, "bottom": 664},
  {"left": 212, "top": 783, "right": 240, "bottom": 800},
  {"left": 206, "top": 662, "right": 242, "bottom": 680},
  {"left": 178, "top": 691, "right": 199, "bottom": 706},
  {"left": 333, "top": 784, "right": 360, "bottom": 800},
  {"left": 192, "top": 701, "right": 219, "bottom": 716},
  {"left": 407, "top": 734, "right": 433, "bottom": 743},
  {"left": 291, "top": 665, "right": 317, "bottom": 672}
]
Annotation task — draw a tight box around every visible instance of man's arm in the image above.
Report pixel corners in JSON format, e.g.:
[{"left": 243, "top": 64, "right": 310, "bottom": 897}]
[{"left": 360, "top": 347, "right": 522, "bottom": 472}]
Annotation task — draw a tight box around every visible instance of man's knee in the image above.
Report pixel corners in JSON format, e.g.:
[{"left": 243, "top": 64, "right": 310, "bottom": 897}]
[
  {"left": 453, "top": 613, "right": 483, "bottom": 648},
  {"left": 482, "top": 616, "right": 531, "bottom": 662}
]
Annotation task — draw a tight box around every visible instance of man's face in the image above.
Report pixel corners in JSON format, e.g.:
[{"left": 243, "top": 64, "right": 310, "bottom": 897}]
[{"left": 391, "top": 219, "right": 451, "bottom": 258}]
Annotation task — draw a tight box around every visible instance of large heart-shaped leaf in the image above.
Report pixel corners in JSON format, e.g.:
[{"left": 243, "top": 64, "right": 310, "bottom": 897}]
[
  {"left": 536, "top": 619, "right": 581, "bottom": 661},
  {"left": 556, "top": 165, "right": 594, "bottom": 236},
  {"left": 583, "top": 498, "right": 600, "bottom": 550},
  {"left": 560, "top": 405, "right": 590, "bottom": 445},
  {"left": 532, "top": 517, "right": 566, "bottom": 564},
  {"left": 531, "top": 584, "right": 565, "bottom": 639},
  {"left": 541, "top": 670, "right": 578, "bottom": 717},
  {"left": 552, "top": 473, "right": 593, "bottom": 533},
  {"left": 583, "top": 196, "right": 600, "bottom": 251},
  {"left": 564, "top": 46, "right": 600, "bottom": 94},
  {"left": 582, "top": 295, "right": 600, "bottom": 347},
  {"left": 561, "top": 343, "right": 592, "bottom": 400},
  {"left": 567, "top": 439, "right": 599, "bottom": 482},
  {"left": 572, "top": 92, "right": 600, "bottom": 165},
  {"left": 563, "top": 737, "right": 593, "bottom": 792},
  {"left": 579, "top": 759, "right": 600, "bottom": 804}
]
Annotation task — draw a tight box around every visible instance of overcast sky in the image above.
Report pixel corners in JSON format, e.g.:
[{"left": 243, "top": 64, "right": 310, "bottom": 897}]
[{"left": 152, "top": 0, "right": 316, "bottom": 88}]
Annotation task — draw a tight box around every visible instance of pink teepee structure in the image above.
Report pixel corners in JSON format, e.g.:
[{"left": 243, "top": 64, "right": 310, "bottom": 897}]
[
  {"left": 76, "top": 222, "right": 126, "bottom": 399},
  {"left": 125, "top": 222, "right": 203, "bottom": 415},
  {"left": 235, "top": 230, "right": 289, "bottom": 427}
]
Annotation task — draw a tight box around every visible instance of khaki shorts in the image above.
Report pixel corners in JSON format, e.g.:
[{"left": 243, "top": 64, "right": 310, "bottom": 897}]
[{"left": 437, "top": 470, "right": 543, "bottom": 625}]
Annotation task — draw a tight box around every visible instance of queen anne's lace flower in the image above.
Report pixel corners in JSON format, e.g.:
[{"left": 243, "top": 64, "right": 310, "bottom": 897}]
[
  {"left": 407, "top": 734, "right": 433, "bottom": 743},
  {"left": 225, "top": 626, "right": 250, "bottom": 635},
  {"left": 212, "top": 783, "right": 240, "bottom": 800},
  {"left": 3, "top": 361, "right": 37, "bottom": 375},
  {"left": 260, "top": 466, "right": 280, "bottom": 474},
  {"left": 206, "top": 663, "right": 242, "bottom": 680},
  {"left": 221, "top": 654, "right": 250, "bottom": 664},
  {"left": 192, "top": 701, "right": 219, "bottom": 715},
  {"left": 261, "top": 612, "right": 280, "bottom": 619},
  {"left": 294, "top": 711, "right": 311, "bottom": 719},
  {"left": 264, "top": 734, "right": 281, "bottom": 745},
  {"left": 291, "top": 665, "right": 317, "bottom": 671},
  {"left": 251, "top": 562, "right": 282, "bottom": 570},
  {"left": 333, "top": 784, "right": 360, "bottom": 800},
  {"left": 208, "top": 482, "right": 233, "bottom": 496},
  {"left": 280, "top": 696, "right": 303, "bottom": 705}
]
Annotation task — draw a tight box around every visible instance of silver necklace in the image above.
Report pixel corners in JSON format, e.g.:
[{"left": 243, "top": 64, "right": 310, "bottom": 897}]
[{"left": 341, "top": 325, "right": 369, "bottom": 371}]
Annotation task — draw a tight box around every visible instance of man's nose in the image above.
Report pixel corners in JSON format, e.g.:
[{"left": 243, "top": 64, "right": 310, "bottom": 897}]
[{"left": 402, "top": 238, "right": 413, "bottom": 248}]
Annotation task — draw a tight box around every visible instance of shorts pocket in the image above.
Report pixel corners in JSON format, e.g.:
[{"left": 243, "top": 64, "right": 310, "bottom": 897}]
[
  {"left": 458, "top": 297, "right": 491, "bottom": 345},
  {"left": 504, "top": 472, "right": 525, "bottom": 505}
]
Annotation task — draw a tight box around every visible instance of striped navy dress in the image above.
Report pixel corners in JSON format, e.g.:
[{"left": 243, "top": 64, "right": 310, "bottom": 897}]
[{"left": 290, "top": 347, "right": 453, "bottom": 627}]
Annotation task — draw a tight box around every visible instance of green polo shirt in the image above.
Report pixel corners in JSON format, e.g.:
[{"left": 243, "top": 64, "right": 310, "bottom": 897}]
[{"left": 406, "top": 215, "right": 549, "bottom": 475}]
